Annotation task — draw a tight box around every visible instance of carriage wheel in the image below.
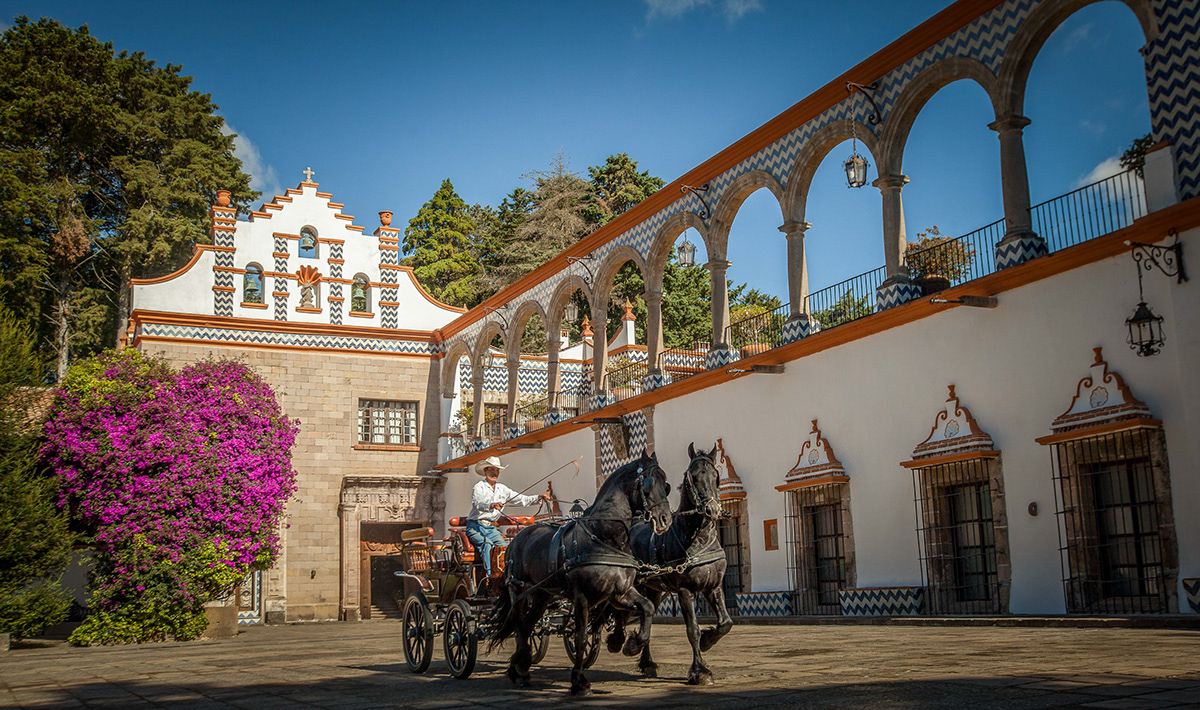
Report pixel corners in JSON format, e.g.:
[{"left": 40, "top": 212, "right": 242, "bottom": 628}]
[
  {"left": 443, "top": 599, "right": 477, "bottom": 679},
  {"left": 402, "top": 595, "right": 434, "bottom": 673},
  {"left": 563, "top": 626, "right": 601, "bottom": 669},
  {"left": 530, "top": 628, "right": 551, "bottom": 665}
]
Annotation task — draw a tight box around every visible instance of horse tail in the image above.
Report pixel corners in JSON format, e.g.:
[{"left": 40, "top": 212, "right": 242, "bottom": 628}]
[{"left": 485, "top": 572, "right": 518, "bottom": 653}]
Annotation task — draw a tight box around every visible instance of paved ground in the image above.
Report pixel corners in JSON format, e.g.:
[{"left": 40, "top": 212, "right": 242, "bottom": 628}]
[{"left": 2, "top": 620, "right": 1199, "bottom": 709}]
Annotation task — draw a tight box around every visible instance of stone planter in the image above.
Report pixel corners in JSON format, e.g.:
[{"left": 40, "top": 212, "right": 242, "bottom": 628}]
[
  {"left": 1183, "top": 578, "right": 1200, "bottom": 613},
  {"left": 914, "top": 274, "right": 952, "bottom": 296},
  {"left": 202, "top": 602, "right": 238, "bottom": 640}
]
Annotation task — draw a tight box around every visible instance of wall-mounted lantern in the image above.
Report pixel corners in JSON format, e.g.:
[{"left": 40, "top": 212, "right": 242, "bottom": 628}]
[
  {"left": 843, "top": 81, "right": 879, "bottom": 189},
  {"left": 1124, "top": 231, "right": 1187, "bottom": 358},
  {"left": 677, "top": 234, "right": 697, "bottom": 269}
]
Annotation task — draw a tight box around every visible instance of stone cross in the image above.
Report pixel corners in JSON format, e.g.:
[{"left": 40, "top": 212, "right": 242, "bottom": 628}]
[{"left": 303, "top": 167, "right": 315, "bottom": 183}]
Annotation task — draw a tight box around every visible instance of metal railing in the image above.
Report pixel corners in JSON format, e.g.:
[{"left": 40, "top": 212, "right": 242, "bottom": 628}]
[
  {"left": 657, "top": 343, "right": 709, "bottom": 385},
  {"left": 603, "top": 357, "right": 650, "bottom": 404},
  {"left": 725, "top": 302, "right": 790, "bottom": 356},
  {"left": 1031, "top": 169, "right": 1146, "bottom": 253},
  {"left": 803, "top": 266, "right": 886, "bottom": 331},
  {"left": 512, "top": 393, "right": 552, "bottom": 432},
  {"left": 905, "top": 218, "right": 1006, "bottom": 289}
]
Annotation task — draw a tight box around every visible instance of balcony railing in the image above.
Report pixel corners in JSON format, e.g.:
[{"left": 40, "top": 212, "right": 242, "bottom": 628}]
[
  {"left": 725, "top": 302, "right": 790, "bottom": 357},
  {"left": 603, "top": 357, "right": 650, "bottom": 404},
  {"left": 905, "top": 217, "right": 1007, "bottom": 288},
  {"left": 657, "top": 343, "right": 709, "bottom": 385},
  {"left": 512, "top": 393, "right": 552, "bottom": 432},
  {"left": 803, "top": 266, "right": 886, "bottom": 331},
  {"left": 1031, "top": 169, "right": 1146, "bottom": 253}
]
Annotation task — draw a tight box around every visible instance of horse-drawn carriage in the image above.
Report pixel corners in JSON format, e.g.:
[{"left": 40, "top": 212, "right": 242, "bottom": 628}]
[
  {"left": 394, "top": 514, "right": 601, "bottom": 678},
  {"left": 396, "top": 446, "right": 732, "bottom": 695}
]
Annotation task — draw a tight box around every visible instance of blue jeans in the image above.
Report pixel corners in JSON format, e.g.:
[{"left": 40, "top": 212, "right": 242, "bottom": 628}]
[{"left": 465, "top": 520, "right": 505, "bottom": 576}]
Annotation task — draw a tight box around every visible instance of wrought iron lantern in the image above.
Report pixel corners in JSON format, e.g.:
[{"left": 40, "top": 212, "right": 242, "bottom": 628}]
[
  {"left": 564, "top": 300, "right": 578, "bottom": 325},
  {"left": 677, "top": 234, "right": 697, "bottom": 268},
  {"left": 1123, "top": 232, "right": 1187, "bottom": 358},
  {"left": 1126, "top": 300, "right": 1165, "bottom": 357},
  {"left": 844, "top": 151, "right": 869, "bottom": 189}
]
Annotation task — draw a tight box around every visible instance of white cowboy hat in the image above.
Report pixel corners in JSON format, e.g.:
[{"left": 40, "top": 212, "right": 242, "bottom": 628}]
[{"left": 474, "top": 455, "right": 507, "bottom": 476}]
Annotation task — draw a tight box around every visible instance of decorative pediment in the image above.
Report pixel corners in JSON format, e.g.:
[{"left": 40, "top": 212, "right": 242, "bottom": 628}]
[
  {"left": 297, "top": 264, "right": 322, "bottom": 285},
  {"left": 908, "top": 385, "right": 996, "bottom": 464},
  {"left": 714, "top": 438, "right": 745, "bottom": 500},
  {"left": 1042, "top": 348, "right": 1155, "bottom": 440},
  {"left": 777, "top": 420, "right": 848, "bottom": 491}
]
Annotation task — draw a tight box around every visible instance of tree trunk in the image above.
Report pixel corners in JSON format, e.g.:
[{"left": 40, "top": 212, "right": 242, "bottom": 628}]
[
  {"left": 115, "top": 260, "right": 131, "bottom": 349},
  {"left": 55, "top": 274, "right": 71, "bottom": 381}
]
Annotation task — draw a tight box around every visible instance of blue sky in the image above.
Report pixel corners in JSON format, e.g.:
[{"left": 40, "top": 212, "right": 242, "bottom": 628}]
[{"left": 2, "top": 0, "right": 1153, "bottom": 303}]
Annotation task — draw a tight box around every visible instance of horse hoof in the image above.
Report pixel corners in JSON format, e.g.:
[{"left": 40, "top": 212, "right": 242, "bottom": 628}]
[
  {"left": 569, "top": 683, "right": 592, "bottom": 696},
  {"left": 688, "top": 673, "right": 714, "bottom": 686},
  {"left": 640, "top": 664, "right": 658, "bottom": 678},
  {"left": 506, "top": 666, "right": 527, "bottom": 686},
  {"left": 605, "top": 630, "right": 624, "bottom": 654},
  {"left": 516, "top": 677, "right": 532, "bottom": 688},
  {"left": 622, "top": 637, "right": 643, "bottom": 657}
]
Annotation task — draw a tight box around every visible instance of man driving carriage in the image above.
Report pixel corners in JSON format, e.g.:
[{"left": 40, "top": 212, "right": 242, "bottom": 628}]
[{"left": 467, "top": 455, "right": 550, "bottom": 579}]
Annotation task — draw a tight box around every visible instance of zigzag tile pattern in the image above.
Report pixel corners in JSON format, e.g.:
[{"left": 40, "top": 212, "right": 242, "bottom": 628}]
[
  {"left": 654, "top": 591, "right": 793, "bottom": 618},
  {"left": 838, "top": 587, "right": 925, "bottom": 616},
  {"left": 457, "top": 360, "right": 587, "bottom": 396},
  {"left": 781, "top": 318, "right": 820, "bottom": 344},
  {"left": 214, "top": 251, "right": 234, "bottom": 269},
  {"left": 1183, "top": 578, "right": 1200, "bottom": 613},
  {"left": 876, "top": 280, "right": 923, "bottom": 311},
  {"left": 995, "top": 235, "right": 1049, "bottom": 270},
  {"left": 705, "top": 348, "right": 739, "bottom": 371},
  {"left": 139, "top": 323, "right": 435, "bottom": 355},
  {"left": 1147, "top": 0, "right": 1200, "bottom": 198},
  {"left": 599, "top": 411, "right": 648, "bottom": 478}
]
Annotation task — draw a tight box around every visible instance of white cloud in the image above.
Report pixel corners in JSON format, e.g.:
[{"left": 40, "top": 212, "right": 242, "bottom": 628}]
[
  {"left": 0, "top": 19, "right": 12, "bottom": 33},
  {"left": 1075, "top": 154, "right": 1123, "bottom": 188},
  {"left": 644, "top": 0, "right": 762, "bottom": 24},
  {"left": 1060, "top": 21, "right": 1093, "bottom": 54},
  {"left": 221, "top": 123, "right": 282, "bottom": 199}
]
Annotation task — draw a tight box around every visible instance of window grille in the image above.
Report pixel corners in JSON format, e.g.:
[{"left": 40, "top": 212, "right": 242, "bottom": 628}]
[
  {"left": 357, "top": 400, "right": 418, "bottom": 446},
  {"left": 785, "top": 484, "right": 850, "bottom": 615},
  {"left": 483, "top": 404, "right": 507, "bottom": 441},
  {"left": 911, "top": 460, "right": 1003, "bottom": 614},
  {"left": 1050, "top": 428, "right": 1173, "bottom": 614},
  {"left": 719, "top": 499, "right": 748, "bottom": 607}
]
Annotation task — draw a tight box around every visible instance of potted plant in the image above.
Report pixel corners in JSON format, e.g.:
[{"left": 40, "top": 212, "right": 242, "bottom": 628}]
[
  {"left": 906, "top": 226, "right": 975, "bottom": 296},
  {"left": 517, "top": 395, "right": 549, "bottom": 431}
]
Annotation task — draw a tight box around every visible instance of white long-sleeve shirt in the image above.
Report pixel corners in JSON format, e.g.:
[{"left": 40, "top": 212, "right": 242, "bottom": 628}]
[{"left": 469, "top": 480, "right": 540, "bottom": 523}]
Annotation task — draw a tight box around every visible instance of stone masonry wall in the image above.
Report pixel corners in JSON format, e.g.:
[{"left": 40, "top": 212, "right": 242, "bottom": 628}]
[{"left": 139, "top": 341, "right": 442, "bottom": 622}]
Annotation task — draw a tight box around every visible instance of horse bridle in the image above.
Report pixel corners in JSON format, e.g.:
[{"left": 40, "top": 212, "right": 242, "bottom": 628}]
[
  {"left": 681, "top": 454, "right": 724, "bottom": 519},
  {"left": 633, "top": 463, "right": 671, "bottom": 522}
]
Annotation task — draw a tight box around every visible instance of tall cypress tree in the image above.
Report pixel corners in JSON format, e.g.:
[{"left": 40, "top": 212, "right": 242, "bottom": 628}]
[{"left": 403, "top": 179, "right": 480, "bottom": 307}]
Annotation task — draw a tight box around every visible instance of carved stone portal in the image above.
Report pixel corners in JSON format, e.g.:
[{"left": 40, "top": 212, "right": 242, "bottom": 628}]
[{"left": 339, "top": 476, "right": 445, "bottom": 621}]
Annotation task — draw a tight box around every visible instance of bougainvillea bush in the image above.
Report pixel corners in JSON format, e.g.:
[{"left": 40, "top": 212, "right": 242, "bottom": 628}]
[{"left": 41, "top": 350, "right": 298, "bottom": 645}]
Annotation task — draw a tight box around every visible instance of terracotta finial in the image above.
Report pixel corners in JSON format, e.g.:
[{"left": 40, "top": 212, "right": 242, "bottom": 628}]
[
  {"left": 1092, "top": 347, "right": 1104, "bottom": 364},
  {"left": 216, "top": 190, "right": 231, "bottom": 207},
  {"left": 622, "top": 298, "right": 635, "bottom": 321},
  {"left": 810, "top": 419, "right": 819, "bottom": 433},
  {"left": 581, "top": 316, "right": 593, "bottom": 339},
  {"left": 947, "top": 384, "right": 956, "bottom": 400},
  {"left": 379, "top": 210, "right": 393, "bottom": 227}
]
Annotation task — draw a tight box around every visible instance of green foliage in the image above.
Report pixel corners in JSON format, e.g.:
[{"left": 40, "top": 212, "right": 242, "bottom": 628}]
[
  {"left": 0, "top": 309, "right": 74, "bottom": 638},
  {"left": 583, "top": 153, "right": 665, "bottom": 226},
  {"left": 69, "top": 605, "right": 208, "bottom": 646},
  {"left": 0, "top": 17, "right": 256, "bottom": 371},
  {"left": 661, "top": 249, "right": 712, "bottom": 349},
  {"left": 60, "top": 348, "right": 171, "bottom": 410},
  {"left": 905, "top": 226, "right": 975, "bottom": 281},
  {"left": 1120, "top": 132, "right": 1154, "bottom": 179},
  {"left": 811, "top": 289, "right": 873, "bottom": 329},
  {"left": 403, "top": 179, "right": 482, "bottom": 308}
]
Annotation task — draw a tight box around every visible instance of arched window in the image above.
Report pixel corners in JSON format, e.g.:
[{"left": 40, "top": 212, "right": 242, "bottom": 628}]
[
  {"left": 299, "top": 226, "right": 318, "bottom": 259},
  {"left": 351, "top": 274, "right": 371, "bottom": 313},
  {"left": 243, "top": 263, "right": 264, "bottom": 304}
]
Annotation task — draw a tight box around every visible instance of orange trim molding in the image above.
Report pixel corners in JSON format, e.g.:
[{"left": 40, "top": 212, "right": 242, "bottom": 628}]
[
  {"left": 130, "top": 246, "right": 212, "bottom": 285},
  {"left": 240, "top": 302, "right": 268, "bottom": 309},
  {"left": 1035, "top": 418, "right": 1162, "bottom": 446},
  {"left": 900, "top": 449, "right": 1001, "bottom": 469}
]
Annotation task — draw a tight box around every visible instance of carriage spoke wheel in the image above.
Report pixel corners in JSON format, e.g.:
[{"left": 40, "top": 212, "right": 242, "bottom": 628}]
[
  {"left": 442, "top": 599, "right": 477, "bottom": 679},
  {"left": 402, "top": 596, "right": 434, "bottom": 673},
  {"left": 563, "top": 625, "right": 601, "bottom": 669},
  {"left": 530, "top": 626, "right": 551, "bottom": 666}
]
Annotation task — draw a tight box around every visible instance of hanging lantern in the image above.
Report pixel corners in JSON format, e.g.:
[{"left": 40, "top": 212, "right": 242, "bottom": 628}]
[
  {"left": 844, "top": 119, "right": 870, "bottom": 189},
  {"left": 564, "top": 300, "right": 579, "bottom": 324},
  {"left": 677, "top": 235, "right": 697, "bottom": 268},
  {"left": 1126, "top": 300, "right": 1165, "bottom": 357}
]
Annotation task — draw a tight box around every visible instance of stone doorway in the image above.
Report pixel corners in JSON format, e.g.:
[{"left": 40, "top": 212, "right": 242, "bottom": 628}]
[
  {"left": 339, "top": 475, "right": 444, "bottom": 621},
  {"left": 359, "top": 523, "right": 420, "bottom": 620}
]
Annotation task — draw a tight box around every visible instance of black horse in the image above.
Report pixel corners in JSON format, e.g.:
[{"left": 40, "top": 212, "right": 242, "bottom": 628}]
[
  {"left": 488, "top": 450, "right": 673, "bottom": 695},
  {"left": 607, "top": 442, "right": 733, "bottom": 685}
]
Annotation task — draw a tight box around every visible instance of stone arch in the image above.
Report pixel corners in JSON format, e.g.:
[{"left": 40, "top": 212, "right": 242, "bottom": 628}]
[
  {"left": 996, "top": 0, "right": 1156, "bottom": 118},
  {"left": 645, "top": 211, "right": 708, "bottom": 293},
  {"left": 547, "top": 274, "right": 594, "bottom": 338},
  {"left": 783, "top": 118, "right": 883, "bottom": 226},
  {"left": 506, "top": 299, "right": 548, "bottom": 362},
  {"left": 879, "top": 56, "right": 1002, "bottom": 174},
  {"left": 592, "top": 245, "right": 647, "bottom": 311},
  {"left": 440, "top": 339, "right": 472, "bottom": 398},
  {"left": 472, "top": 321, "right": 506, "bottom": 371},
  {"left": 707, "top": 170, "right": 787, "bottom": 261}
]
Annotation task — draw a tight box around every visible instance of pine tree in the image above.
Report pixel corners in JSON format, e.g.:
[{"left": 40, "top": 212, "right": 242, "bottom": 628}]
[
  {"left": 403, "top": 179, "right": 481, "bottom": 308},
  {"left": 584, "top": 153, "right": 665, "bottom": 227},
  {"left": 0, "top": 309, "right": 74, "bottom": 638}
]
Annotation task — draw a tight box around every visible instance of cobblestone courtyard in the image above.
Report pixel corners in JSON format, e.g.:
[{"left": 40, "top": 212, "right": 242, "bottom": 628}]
[{"left": 3, "top": 621, "right": 1199, "bottom": 709}]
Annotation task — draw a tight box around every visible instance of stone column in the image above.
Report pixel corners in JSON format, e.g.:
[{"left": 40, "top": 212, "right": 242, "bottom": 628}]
[
  {"left": 339, "top": 503, "right": 360, "bottom": 622},
  {"left": 591, "top": 313, "right": 608, "bottom": 398},
  {"left": 989, "top": 114, "right": 1048, "bottom": 269},
  {"left": 705, "top": 259, "right": 735, "bottom": 368},
  {"left": 873, "top": 174, "right": 920, "bottom": 310},
  {"left": 546, "top": 332, "right": 562, "bottom": 411},
  {"left": 505, "top": 358, "right": 521, "bottom": 438},
  {"left": 779, "top": 221, "right": 820, "bottom": 342},
  {"left": 645, "top": 290, "right": 664, "bottom": 372},
  {"left": 470, "top": 374, "right": 485, "bottom": 443}
]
